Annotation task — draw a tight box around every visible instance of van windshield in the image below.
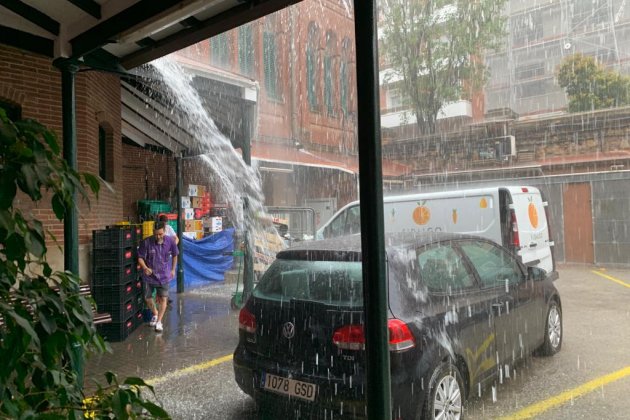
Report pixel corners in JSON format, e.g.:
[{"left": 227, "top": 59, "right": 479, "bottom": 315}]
[{"left": 252, "top": 259, "right": 364, "bottom": 306}]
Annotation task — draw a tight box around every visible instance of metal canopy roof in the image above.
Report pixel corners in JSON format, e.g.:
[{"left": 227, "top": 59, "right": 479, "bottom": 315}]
[{"left": 0, "top": 0, "right": 301, "bottom": 69}]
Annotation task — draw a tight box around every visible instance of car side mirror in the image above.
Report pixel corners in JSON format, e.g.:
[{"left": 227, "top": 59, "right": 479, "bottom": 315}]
[{"left": 528, "top": 266, "right": 546, "bottom": 281}]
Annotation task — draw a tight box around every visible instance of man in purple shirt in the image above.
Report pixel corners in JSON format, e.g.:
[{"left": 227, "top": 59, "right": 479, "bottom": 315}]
[{"left": 137, "top": 221, "right": 179, "bottom": 332}]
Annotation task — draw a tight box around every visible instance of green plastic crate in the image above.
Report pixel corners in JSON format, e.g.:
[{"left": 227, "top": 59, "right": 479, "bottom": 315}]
[{"left": 137, "top": 200, "right": 171, "bottom": 217}]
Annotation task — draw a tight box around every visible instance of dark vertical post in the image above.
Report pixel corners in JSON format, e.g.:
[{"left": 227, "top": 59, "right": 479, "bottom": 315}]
[
  {"left": 176, "top": 155, "right": 184, "bottom": 293},
  {"left": 58, "top": 60, "right": 84, "bottom": 389},
  {"left": 241, "top": 103, "right": 254, "bottom": 301},
  {"left": 354, "top": 2, "right": 392, "bottom": 420},
  {"left": 61, "top": 64, "right": 79, "bottom": 275}
]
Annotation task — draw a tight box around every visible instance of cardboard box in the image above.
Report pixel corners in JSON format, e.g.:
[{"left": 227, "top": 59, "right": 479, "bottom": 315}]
[
  {"left": 185, "top": 220, "right": 195, "bottom": 232},
  {"left": 187, "top": 184, "right": 198, "bottom": 197},
  {"left": 183, "top": 208, "right": 195, "bottom": 220},
  {"left": 195, "top": 231, "right": 204, "bottom": 240},
  {"left": 191, "top": 197, "right": 202, "bottom": 208},
  {"left": 182, "top": 231, "right": 196, "bottom": 240},
  {"left": 181, "top": 196, "right": 191, "bottom": 209},
  {"left": 193, "top": 220, "right": 203, "bottom": 231},
  {"left": 209, "top": 216, "right": 222, "bottom": 232},
  {"left": 197, "top": 185, "right": 206, "bottom": 196}
]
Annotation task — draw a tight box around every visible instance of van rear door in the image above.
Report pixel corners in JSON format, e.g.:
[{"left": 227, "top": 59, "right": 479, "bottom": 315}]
[{"left": 506, "top": 187, "right": 554, "bottom": 273}]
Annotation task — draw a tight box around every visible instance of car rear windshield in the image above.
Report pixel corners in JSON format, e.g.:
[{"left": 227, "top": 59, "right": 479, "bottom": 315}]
[{"left": 252, "top": 259, "right": 363, "bottom": 305}]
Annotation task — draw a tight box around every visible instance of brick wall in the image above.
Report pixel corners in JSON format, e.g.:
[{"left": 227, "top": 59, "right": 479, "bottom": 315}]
[{"left": 0, "top": 45, "right": 123, "bottom": 277}]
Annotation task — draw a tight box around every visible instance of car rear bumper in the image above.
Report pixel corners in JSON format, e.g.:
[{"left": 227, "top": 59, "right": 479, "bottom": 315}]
[{"left": 233, "top": 346, "right": 421, "bottom": 420}]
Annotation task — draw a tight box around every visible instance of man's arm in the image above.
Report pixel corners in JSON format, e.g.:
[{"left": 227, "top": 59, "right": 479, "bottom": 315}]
[
  {"left": 171, "top": 255, "right": 178, "bottom": 279},
  {"left": 138, "top": 257, "right": 153, "bottom": 276}
]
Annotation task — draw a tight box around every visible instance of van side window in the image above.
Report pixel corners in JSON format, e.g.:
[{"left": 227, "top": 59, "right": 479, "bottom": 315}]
[
  {"left": 417, "top": 244, "right": 474, "bottom": 293},
  {"left": 460, "top": 240, "right": 523, "bottom": 288},
  {"left": 345, "top": 206, "right": 361, "bottom": 235},
  {"left": 325, "top": 210, "right": 347, "bottom": 238}
]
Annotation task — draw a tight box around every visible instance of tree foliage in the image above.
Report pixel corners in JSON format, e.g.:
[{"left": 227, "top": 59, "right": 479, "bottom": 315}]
[
  {"left": 380, "top": 0, "right": 507, "bottom": 134},
  {"left": 0, "top": 108, "right": 170, "bottom": 419},
  {"left": 557, "top": 53, "right": 630, "bottom": 112}
]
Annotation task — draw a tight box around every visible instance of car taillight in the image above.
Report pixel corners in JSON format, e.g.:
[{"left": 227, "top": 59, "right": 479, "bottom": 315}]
[
  {"left": 510, "top": 209, "right": 520, "bottom": 247},
  {"left": 332, "top": 320, "right": 416, "bottom": 352},
  {"left": 238, "top": 307, "right": 256, "bottom": 333},
  {"left": 387, "top": 319, "right": 416, "bottom": 352},
  {"left": 333, "top": 325, "right": 366, "bottom": 350}
]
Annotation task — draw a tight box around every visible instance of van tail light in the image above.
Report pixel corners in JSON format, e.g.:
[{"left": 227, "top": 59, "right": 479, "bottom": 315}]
[
  {"left": 510, "top": 210, "right": 520, "bottom": 248},
  {"left": 238, "top": 307, "right": 256, "bottom": 333},
  {"left": 332, "top": 320, "right": 416, "bottom": 352}
]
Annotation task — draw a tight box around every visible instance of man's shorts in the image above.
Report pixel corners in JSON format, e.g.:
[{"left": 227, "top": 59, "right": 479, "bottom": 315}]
[{"left": 143, "top": 282, "right": 169, "bottom": 300}]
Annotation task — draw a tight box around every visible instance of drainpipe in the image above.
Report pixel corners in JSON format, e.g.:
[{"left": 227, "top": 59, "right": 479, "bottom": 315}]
[
  {"left": 176, "top": 154, "right": 184, "bottom": 293},
  {"left": 354, "top": 2, "right": 391, "bottom": 420}
]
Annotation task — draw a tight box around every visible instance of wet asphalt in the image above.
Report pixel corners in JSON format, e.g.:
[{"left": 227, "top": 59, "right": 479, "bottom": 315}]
[{"left": 84, "top": 266, "right": 630, "bottom": 419}]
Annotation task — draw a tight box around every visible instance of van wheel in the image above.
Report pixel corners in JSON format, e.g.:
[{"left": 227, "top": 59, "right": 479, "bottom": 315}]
[
  {"left": 538, "top": 301, "right": 562, "bottom": 356},
  {"left": 421, "top": 362, "right": 465, "bottom": 420}
]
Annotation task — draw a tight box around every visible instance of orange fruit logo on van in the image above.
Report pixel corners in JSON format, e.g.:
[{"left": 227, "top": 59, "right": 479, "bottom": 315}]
[
  {"left": 528, "top": 198, "right": 539, "bottom": 228},
  {"left": 412, "top": 201, "right": 431, "bottom": 225},
  {"left": 452, "top": 209, "right": 458, "bottom": 224},
  {"left": 479, "top": 198, "right": 488, "bottom": 209}
]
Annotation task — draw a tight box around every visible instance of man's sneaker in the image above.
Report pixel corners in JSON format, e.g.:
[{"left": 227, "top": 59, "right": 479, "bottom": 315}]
[
  {"left": 149, "top": 315, "right": 158, "bottom": 327},
  {"left": 155, "top": 321, "right": 163, "bottom": 332}
]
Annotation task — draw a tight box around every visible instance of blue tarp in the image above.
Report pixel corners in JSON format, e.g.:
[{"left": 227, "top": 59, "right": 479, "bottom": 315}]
[{"left": 181, "top": 228, "right": 234, "bottom": 286}]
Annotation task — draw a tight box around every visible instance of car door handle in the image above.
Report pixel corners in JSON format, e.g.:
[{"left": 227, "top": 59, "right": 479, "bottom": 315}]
[{"left": 529, "top": 242, "right": 537, "bottom": 248}]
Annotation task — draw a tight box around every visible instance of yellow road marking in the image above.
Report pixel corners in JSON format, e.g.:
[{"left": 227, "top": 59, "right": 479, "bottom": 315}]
[
  {"left": 146, "top": 354, "right": 233, "bottom": 386},
  {"left": 592, "top": 270, "right": 630, "bottom": 289},
  {"left": 500, "top": 365, "right": 630, "bottom": 419}
]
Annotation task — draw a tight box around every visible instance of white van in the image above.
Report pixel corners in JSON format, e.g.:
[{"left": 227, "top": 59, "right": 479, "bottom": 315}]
[{"left": 316, "top": 186, "right": 557, "bottom": 276}]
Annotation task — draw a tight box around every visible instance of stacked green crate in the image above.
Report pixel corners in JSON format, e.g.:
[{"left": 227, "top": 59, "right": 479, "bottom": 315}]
[{"left": 137, "top": 200, "right": 171, "bottom": 220}]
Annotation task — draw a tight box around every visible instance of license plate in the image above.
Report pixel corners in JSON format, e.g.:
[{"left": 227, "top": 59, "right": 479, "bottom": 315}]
[{"left": 262, "top": 372, "right": 317, "bottom": 401}]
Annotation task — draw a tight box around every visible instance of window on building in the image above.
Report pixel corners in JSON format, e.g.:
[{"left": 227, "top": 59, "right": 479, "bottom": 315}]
[
  {"left": 324, "top": 31, "right": 337, "bottom": 116},
  {"left": 515, "top": 62, "right": 545, "bottom": 81},
  {"left": 98, "top": 124, "right": 114, "bottom": 182},
  {"left": 263, "top": 18, "right": 280, "bottom": 100},
  {"left": 386, "top": 87, "right": 404, "bottom": 109},
  {"left": 517, "top": 78, "right": 553, "bottom": 99},
  {"left": 340, "top": 37, "right": 351, "bottom": 116},
  {"left": 238, "top": 24, "right": 254, "bottom": 76},
  {"left": 512, "top": 9, "right": 543, "bottom": 46},
  {"left": 211, "top": 32, "right": 231, "bottom": 69},
  {"left": 572, "top": 0, "right": 608, "bottom": 29},
  {"left": 0, "top": 99, "right": 21, "bottom": 121},
  {"left": 307, "top": 22, "right": 320, "bottom": 111}
]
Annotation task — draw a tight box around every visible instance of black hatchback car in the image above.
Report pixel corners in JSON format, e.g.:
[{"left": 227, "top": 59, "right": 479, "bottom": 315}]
[{"left": 233, "top": 233, "right": 562, "bottom": 419}]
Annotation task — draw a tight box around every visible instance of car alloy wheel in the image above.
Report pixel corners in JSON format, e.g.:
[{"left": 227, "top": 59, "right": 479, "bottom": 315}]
[
  {"left": 423, "top": 362, "right": 464, "bottom": 420},
  {"left": 548, "top": 306, "right": 561, "bottom": 349},
  {"left": 538, "top": 300, "right": 562, "bottom": 356},
  {"left": 434, "top": 375, "right": 462, "bottom": 419}
]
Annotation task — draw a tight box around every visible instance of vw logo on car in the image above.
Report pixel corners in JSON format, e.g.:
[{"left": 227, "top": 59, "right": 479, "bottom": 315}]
[{"left": 282, "top": 321, "right": 295, "bottom": 339}]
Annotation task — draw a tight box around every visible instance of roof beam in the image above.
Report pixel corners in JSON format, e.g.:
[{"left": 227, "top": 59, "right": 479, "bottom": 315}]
[
  {"left": 69, "top": 0, "right": 183, "bottom": 59},
  {"left": 66, "top": 0, "right": 101, "bottom": 20},
  {"left": 0, "top": 0, "right": 59, "bottom": 35},
  {"left": 0, "top": 24, "right": 53, "bottom": 56},
  {"left": 120, "top": 0, "right": 302, "bottom": 69}
]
